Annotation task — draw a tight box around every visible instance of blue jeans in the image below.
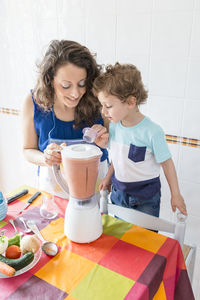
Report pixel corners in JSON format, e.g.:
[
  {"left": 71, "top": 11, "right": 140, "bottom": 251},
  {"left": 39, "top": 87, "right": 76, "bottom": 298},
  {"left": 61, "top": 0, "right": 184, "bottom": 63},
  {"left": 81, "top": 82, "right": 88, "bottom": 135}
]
[{"left": 110, "top": 186, "right": 161, "bottom": 217}]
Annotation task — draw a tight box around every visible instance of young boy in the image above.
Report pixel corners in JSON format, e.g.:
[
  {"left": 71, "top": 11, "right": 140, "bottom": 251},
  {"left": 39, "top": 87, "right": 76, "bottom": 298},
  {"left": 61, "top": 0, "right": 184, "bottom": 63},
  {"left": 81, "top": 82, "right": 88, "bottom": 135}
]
[{"left": 92, "top": 63, "right": 187, "bottom": 217}]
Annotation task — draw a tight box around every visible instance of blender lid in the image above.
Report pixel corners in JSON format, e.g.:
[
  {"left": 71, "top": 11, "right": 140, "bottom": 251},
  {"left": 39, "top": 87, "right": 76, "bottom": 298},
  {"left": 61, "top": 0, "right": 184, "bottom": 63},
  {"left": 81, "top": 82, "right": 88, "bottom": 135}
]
[{"left": 62, "top": 143, "right": 102, "bottom": 159}]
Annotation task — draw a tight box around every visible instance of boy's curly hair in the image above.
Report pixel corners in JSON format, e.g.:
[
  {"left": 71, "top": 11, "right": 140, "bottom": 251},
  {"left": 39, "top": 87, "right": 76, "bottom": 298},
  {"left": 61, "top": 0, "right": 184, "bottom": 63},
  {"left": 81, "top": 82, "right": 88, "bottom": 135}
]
[
  {"left": 92, "top": 62, "right": 148, "bottom": 105},
  {"left": 33, "top": 40, "right": 102, "bottom": 128}
]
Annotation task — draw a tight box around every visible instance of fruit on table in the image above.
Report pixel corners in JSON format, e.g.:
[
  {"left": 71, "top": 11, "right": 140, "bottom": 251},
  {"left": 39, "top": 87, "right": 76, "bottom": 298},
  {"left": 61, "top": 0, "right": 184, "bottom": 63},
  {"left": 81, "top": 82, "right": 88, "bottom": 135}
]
[
  {"left": 5, "top": 245, "right": 21, "bottom": 259},
  {"left": 8, "top": 233, "right": 21, "bottom": 247},
  {"left": 0, "top": 261, "right": 16, "bottom": 277},
  {"left": 0, "top": 251, "right": 34, "bottom": 271},
  {"left": 0, "top": 235, "right": 8, "bottom": 255}
]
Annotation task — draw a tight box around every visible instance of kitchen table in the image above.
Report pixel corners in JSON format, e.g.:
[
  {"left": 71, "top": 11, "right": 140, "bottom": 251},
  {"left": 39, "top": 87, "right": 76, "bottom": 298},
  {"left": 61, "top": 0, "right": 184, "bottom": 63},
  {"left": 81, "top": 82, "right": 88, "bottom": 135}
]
[{"left": 0, "top": 186, "right": 194, "bottom": 300}]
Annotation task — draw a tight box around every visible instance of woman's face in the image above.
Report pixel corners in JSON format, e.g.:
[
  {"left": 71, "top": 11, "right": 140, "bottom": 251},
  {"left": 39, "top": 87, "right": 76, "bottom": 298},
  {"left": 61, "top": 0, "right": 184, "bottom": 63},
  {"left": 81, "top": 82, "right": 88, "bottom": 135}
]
[{"left": 53, "top": 63, "right": 87, "bottom": 108}]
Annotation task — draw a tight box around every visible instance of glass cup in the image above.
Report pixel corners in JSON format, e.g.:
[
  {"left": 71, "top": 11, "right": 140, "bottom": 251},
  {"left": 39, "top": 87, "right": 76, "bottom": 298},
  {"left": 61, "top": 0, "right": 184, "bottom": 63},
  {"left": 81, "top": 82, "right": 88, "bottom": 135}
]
[
  {"left": 40, "top": 195, "right": 58, "bottom": 219},
  {"left": 82, "top": 127, "right": 98, "bottom": 143}
]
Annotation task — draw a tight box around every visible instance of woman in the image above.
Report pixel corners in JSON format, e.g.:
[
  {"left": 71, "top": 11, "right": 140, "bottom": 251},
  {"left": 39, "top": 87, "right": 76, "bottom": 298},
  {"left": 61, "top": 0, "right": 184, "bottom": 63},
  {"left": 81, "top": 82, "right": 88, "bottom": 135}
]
[{"left": 22, "top": 40, "right": 109, "bottom": 197}]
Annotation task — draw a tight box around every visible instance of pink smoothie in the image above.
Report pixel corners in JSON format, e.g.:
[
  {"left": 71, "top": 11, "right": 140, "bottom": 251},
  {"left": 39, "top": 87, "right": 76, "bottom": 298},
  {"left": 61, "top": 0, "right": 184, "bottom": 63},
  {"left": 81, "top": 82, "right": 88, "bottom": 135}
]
[{"left": 62, "top": 155, "right": 101, "bottom": 200}]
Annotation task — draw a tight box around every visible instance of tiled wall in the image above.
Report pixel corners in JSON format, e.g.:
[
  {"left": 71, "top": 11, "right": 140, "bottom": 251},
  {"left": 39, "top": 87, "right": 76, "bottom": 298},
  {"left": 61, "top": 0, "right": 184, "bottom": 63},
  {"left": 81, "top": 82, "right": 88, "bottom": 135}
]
[{"left": 0, "top": 0, "right": 200, "bottom": 297}]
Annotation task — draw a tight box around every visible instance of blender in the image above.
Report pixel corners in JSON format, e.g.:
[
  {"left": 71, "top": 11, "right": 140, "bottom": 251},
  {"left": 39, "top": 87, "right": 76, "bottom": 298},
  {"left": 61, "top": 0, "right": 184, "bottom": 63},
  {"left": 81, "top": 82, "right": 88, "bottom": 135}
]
[{"left": 53, "top": 144, "right": 103, "bottom": 243}]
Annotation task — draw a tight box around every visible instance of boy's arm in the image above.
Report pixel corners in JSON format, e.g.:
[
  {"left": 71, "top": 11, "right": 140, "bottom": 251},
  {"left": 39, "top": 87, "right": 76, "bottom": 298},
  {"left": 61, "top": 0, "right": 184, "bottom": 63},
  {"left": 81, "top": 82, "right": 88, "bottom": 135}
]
[
  {"left": 92, "top": 117, "right": 110, "bottom": 148},
  {"left": 161, "top": 158, "right": 187, "bottom": 215},
  {"left": 99, "top": 162, "right": 114, "bottom": 192},
  {"left": 91, "top": 124, "right": 109, "bottom": 148}
]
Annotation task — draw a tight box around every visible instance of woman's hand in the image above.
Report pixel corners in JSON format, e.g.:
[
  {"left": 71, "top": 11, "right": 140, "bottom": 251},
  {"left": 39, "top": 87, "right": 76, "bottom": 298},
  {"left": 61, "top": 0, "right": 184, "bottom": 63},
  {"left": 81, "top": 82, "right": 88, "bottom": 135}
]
[
  {"left": 91, "top": 124, "right": 109, "bottom": 148},
  {"left": 43, "top": 143, "right": 66, "bottom": 167}
]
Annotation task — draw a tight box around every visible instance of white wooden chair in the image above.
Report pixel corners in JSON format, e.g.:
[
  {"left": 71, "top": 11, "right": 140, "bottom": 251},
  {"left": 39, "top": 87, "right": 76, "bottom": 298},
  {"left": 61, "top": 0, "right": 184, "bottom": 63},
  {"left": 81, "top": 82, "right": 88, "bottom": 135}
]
[{"left": 100, "top": 190, "right": 196, "bottom": 285}]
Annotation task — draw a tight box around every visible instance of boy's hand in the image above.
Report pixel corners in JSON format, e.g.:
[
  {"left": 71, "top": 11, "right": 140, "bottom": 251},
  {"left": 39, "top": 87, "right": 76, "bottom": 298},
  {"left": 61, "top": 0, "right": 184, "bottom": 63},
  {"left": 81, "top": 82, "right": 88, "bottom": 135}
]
[
  {"left": 92, "top": 124, "right": 109, "bottom": 148},
  {"left": 171, "top": 194, "right": 187, "bottom": 216},
  {"left": 99, "top": 178, "right": 112, "bottom": 193}
]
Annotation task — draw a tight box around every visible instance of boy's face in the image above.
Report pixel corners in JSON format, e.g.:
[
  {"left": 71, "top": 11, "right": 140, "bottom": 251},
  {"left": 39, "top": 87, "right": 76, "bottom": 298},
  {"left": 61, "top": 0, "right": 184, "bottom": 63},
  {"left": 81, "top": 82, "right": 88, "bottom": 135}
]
[{"left": 97, "top": 91, "right": 133, "bottom": 124}]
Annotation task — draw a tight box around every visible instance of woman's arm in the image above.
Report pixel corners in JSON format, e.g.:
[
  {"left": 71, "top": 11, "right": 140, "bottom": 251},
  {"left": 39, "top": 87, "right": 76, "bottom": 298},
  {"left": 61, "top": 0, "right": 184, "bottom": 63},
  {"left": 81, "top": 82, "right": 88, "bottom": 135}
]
[
  {"left": 21, "top": 94, "right": 61, "bottom": 166},
  {"left": 161, "top": 158, "right": 187, "bottom": 215}
]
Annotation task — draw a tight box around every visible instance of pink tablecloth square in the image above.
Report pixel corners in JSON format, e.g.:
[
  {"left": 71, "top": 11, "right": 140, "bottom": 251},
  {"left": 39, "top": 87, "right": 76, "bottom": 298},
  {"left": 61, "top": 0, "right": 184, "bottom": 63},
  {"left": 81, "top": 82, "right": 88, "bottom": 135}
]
[
  {"left": 66, "top": 232, "right": 118, "bottom": 263},
  {"left": 157, "top": 238, "right": 185, "bottom": 279},
  {"left": 0, "top": 272, "right": 32, "bottom": 300},
  {"left": 99, "top": 239, "right": 154, "bottom": 281},
  {"left": 124, "top": 281, "right": 149, "bottom": 300}
]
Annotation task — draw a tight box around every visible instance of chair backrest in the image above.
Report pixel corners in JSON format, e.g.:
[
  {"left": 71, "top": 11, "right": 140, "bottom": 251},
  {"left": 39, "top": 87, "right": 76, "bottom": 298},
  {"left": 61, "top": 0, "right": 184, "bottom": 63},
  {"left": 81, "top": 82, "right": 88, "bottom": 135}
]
[{"left": 99, "top": 190, "right": 186, "bottom": 249}]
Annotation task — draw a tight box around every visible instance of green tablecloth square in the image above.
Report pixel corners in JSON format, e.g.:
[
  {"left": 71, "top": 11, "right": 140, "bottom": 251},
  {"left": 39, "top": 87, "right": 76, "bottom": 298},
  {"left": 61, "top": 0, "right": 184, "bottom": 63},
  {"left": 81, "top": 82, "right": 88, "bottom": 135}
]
[{"left": 71, "top": 264, "right": 134, "bottom": 300}]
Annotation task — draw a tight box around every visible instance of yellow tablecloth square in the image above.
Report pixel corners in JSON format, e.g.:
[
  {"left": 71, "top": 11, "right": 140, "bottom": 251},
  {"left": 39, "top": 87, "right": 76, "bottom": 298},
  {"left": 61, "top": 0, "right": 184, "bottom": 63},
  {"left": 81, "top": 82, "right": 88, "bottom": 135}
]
[
  {"left": 35, "top": 248, "right": 96, "bottom": 294},
  {"left": 121, "top": 225, "right": 167, "bottom": 253}
]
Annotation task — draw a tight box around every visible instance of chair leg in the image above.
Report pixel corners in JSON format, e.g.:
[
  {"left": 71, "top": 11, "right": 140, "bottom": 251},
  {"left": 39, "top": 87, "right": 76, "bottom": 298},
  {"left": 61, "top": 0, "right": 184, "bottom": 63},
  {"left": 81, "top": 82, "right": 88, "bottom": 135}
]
[{"left": 185, "top": 245, "right": 197, "bottom": 285}]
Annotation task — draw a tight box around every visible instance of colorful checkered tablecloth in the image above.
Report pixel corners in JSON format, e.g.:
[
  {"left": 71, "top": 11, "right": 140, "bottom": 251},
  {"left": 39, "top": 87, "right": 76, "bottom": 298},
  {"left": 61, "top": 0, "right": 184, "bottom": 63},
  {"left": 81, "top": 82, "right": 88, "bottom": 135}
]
[{"left": 0, "top": 186, "right": 194, "bottom": 300}]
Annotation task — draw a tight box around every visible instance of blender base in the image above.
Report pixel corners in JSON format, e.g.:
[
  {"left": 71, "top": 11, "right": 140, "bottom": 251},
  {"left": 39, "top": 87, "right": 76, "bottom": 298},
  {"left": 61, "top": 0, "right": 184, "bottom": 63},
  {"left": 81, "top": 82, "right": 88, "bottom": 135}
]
[{"left": 64, "top": 195, "right": 103, "bottom": 243}]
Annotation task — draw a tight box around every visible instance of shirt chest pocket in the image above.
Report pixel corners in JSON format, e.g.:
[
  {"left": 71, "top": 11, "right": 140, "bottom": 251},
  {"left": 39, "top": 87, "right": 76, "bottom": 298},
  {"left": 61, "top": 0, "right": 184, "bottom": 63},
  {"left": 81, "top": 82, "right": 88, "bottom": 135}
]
[{"left": 128, "top": 144, "right": 146, "bottom": 163}]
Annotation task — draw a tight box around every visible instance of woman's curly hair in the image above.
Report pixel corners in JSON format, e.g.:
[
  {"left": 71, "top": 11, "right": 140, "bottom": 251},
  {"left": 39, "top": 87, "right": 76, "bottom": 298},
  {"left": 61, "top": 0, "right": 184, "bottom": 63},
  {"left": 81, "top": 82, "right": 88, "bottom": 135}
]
[
  {"left": 92, "top": 62, "right": 148, "bottom": 105},
  {"left": 33, "top": 40, "right": 102, "bottom": 128}
]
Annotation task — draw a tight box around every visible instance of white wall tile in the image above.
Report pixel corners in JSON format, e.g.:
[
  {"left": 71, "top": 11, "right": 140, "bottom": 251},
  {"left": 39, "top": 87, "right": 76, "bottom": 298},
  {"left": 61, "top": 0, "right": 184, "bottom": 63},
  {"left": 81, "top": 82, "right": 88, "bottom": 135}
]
[
  {"left": 154, "top": 0, "right": 194, "bottom": 11},
  {"left": 182, "top": 100, "right": 200, "bottom": 139},
  {"left": 5, "top": 16, "right": 36, "bottom": 55},
  {"left": 184, "top": 214, "right": 200, "bottom": 246},
  {"left": 0, "top": 19, "right": 9, "bottom": 48},
  {"left": 57, "top": 17, "right": 85, "bottom": 45},
  {"left": 148, "top": 96, "right": 184, "bottom": 136},
  {"left": 85, "top": 14, "right": 116, "bottom": 64},
  {"left": 0, "top": 114, "right": 37, "bottom": 194},
  {"left": 116, "top": 14, "right": 151, "bottom": 57},
  {"left": 190, "top": 13, "right": 200, "bottom": 58},
  {"left": 149, "top": 57, "right": 188, "bottom": 97},
  {"left": 195, "top": 0, "right": 200, "bottom": 11},
  {"left": 7, "top": 57, "right": 36, "bottom": 109},
  {"left": 0, "top": 23, "right": 12, "bottom": 107},
  {"left": 57, "top": 0, "right": 85, "bottom": 17},
  {"left": 186, "top": 59, "right": 200, "bottom": 100},
  {"left": 32, "top": 0, "right": 58, "bottom": 19},
  {"left": 151, "top": 13, "right": 193, "bottom": 58},
  {"left": 32, "top": 19, "right": 58, "bottom": 54},
  {"left": 1, "top": 17, "right": 37, "bottom": 108},
  {"left": 139, "top": 102, "right": 148, "bottom": 116},
  {"left": 85, "top": 0, "right": 116, "bottom": 15},
  {"left": 178, "top": 146, "right": 200, "bottom": 184},
  {"left": 0, "top": 0, "right": 37, "bottom": 20},
  {"left": 117, "top": 0, "right": 153, "bottom": 14},
  {"left": 179, "top": 181, "right": 200, "bottom": 217},
  {"left": 0, "top": 0, "right": 7, "bottom": 19}
]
